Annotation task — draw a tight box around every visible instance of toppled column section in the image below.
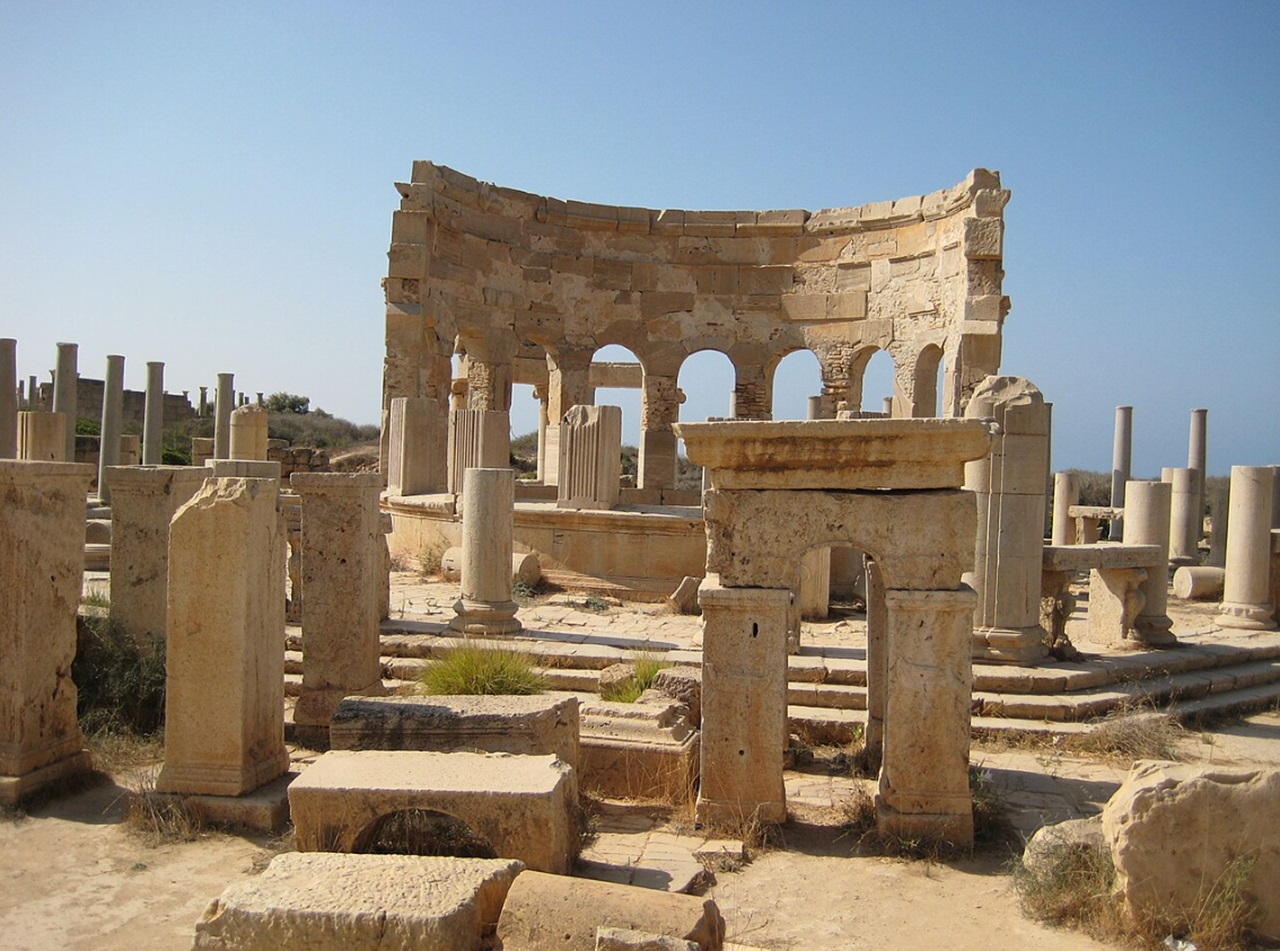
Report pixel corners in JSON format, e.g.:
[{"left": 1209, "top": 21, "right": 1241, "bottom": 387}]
[
  {"left": 386, "top": 396, "right": 446, "bottom": 495},
  {"left": 158, "top": 477, "right": 289, "bottom": 795},
  {"left": 556, "top": 404, "right": 622, "bottom": 511},
  {"left": 449, "top": 467, "right": 522, "bottom": 635},
  {"left": 1217, "top": 465, "right": 1277, "bottom": 630},
  {"left": 289, "top": 472, "right": 388, "bottom": 737},
  {"left": 447, "top": 408, "right": 509, "bottom": 494},
  {"left": 1, "top": 461, "right": 95, "bottom": 804}
]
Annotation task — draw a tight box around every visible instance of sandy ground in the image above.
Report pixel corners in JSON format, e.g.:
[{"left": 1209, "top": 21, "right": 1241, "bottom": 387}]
[{"left": 3, "top": 713, "right": 1278, "bottom": 951}]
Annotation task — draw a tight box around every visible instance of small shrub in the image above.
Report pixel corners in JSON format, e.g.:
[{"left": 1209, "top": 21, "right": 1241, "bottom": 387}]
[
  {"left": 419, "top": 643, "right": 546, "bottom": 696},
  {"left": 73, "top": 613, "right": 166, "bottom": 736},
  {"left": 1012, "top": 827, "right": 1121, "bottom": 935}
]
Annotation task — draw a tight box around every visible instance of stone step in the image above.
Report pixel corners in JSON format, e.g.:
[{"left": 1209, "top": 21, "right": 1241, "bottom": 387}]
[{"left": 786, "top": 681, "right": 867, "bottom": 711}]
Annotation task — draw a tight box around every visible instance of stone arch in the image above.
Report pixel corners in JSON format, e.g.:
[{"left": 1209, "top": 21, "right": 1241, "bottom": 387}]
[
  {"left": 768, "top": 347, "right": 824, "bottom": 420},
  {"left": 912, "top": 343, "right": 946, "bottom": 418},
  {"left": 848, "top": 346, "right": 897, "bottom": 415},
  {"left": 353, "top": 808, "right": 497, "bottom": 858},
  {"left": 589, "top": 343, "right": 644, "bottom": 483}
]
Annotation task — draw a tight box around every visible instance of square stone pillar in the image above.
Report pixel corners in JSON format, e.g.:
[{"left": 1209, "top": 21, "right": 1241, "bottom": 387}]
[
  {"left": 289, "top": 473, "right": 388, "bottom": 736},
  {"left": 1, "top": 461, "right": 95, "bottom": 804},
  {"left": 696, "top": 577, "right": 790, "bottom": 828},
  {"left": 386, "top": 396, "right": 446, "bottom": 496},
  {"left": 18, "top": 411, "right": 67, "bottom": 462},
  {"left": 447, "top": 409, "right": 510, "bottom": 494},
  {"left": 106, "top": 466, "right": 209, "bottom": 643},
  {"left": 864, "top": 557, "right": 886, "bottom": 770},
  {"left": 556, "top": 405, "right": 622, "bottom": 511},
  {"left": 877, "top": 586, "right": 976, "bottom": 847},
  {"left": 798, "top": 546, "right": 831, "bottom": 620},
  {"left": 639, "top": 429, "right": 677, "bottom": 491},
  {"left": 157, "top": 477, "right": 289, "bottom": 796}
]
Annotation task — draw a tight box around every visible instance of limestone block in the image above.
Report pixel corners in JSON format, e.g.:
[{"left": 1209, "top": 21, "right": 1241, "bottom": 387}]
[
  {"left": 798, "top": 546, "right": 831, "bottom": 620},
  {"left": 651, "top": 666, "right": 702, "bottom": 726},
  {"left": 1041, "top": 543, "right": 1162, "bottom": 573},
  {"left": 447, "top": 409, "right": 509, "bottom": 495},
  {"left": 290, "top": 473, "right": 388, "bottom": 731},
  {"left": 496, "top": 872, "right": 726, "bottom": 951},
  {"left": 289, "top": 750, "right": 578, "bottom": 874},
  {"left": 666, "top": 576, "right": 701, "bottom": 615},
  {"left": 329, "top": 694, "right": 579, "bottom": 772},
  {"left": 0, "top": 461, "right": 95, "bottom": 804},
  {"left": 596, "top": 929, "right": 699, "bottom": 951},
  {"left": 105, "top": 466, "right": 208, "bottom": 643},
  {"left": 1102, "top": 762, "right": 1280, "bottom": 942},
  {"left": 557, "top": 405, "right": 623, "bottom": 511},
  {"left": 158, "top": 477, "right": 289, "bottom": 796},
  {"left": 1084, "top": 567, "right": 1146, "bottom": 648},
  {"left": 579, "top": 697, "right": 699, "bottom": 802},
  {"left": 18, "top": 411, "right": 66, "bottom": 461},
  {"left": 387, "top": 396, "right": 446, "bottom": 496},
  {"left": 193, "top": 852, "right": 523, "bottom": 951},
  {"left": 229, "top": 404, "right": 269, "bottom": 461},
  {"left": 1022, "top": 816, "right": 1106, "bottom": 876}
]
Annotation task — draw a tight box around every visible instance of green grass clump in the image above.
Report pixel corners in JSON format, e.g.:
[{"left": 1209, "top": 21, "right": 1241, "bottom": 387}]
[
  {"left": 73, "top": 613, "right": 166, "bottom": 736},
  {"left": 420, "top": 643, "right": 547, "bottom": 696},
  {"left": 599, "top": 653, "right": 671, "bottom": 703}
]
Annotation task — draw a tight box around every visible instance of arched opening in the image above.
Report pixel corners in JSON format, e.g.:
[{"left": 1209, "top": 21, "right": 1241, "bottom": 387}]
[
  {"left": 354, "top": 809, "right": 497, "bottom": 858},
  {"left": 770, "top": 349, "right": 824, "bottom": 420},
  {"left": 913, "top": 344, "right": 945, "bottom": 418},
  {"left": 676, "top": 349, "right": 737, "bottom": 490},
  {"left": 591, "top": 343, "right": 644, "bottom": 484},
  {"left": 509, "top": 382, "right": 540, "bottom": 478},
  {"left": 859, "top": 349, "right": 896, "bottom": 416}
]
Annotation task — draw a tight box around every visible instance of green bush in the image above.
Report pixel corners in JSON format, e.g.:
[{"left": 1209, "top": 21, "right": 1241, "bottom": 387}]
[
  {"left": 419, "top": 643, "right": 546, "bottom": 696},
  {"left": 73, "top": 613, "right": 166, "bottom": 736}
]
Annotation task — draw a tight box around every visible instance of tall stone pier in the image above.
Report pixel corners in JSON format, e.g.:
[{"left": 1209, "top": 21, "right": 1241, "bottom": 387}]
[{"left": 1, "top": 461, "right": 95, "bottom": 804}]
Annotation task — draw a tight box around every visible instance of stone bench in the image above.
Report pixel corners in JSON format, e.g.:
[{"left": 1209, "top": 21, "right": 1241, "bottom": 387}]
[
  {"left": 329, "top": 694, "right": 579, "bottom": 772},
  {"left": 1065, "top": 505, "right": 1124, "bottom": 544},
  {"left": 288, "top": 750, "right": 577, "bottom": 874},
  {"left": 1042, "top": 543, "right": 1164, "bottom": 648},
  {"left": 193, "top": 852, "right": 522, "bottom": 951}
]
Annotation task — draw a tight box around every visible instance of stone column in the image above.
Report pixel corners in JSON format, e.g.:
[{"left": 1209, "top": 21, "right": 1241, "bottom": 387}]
[
  {"left": 106, "top": 466, "right": 208, "bottom": 643},
  {"left": 806, "top": 396, "right": 823, "bottom": 420},
  {"left": 118, "top": 434, "right": 140, "bottom": 466},
  {"left": 881, "top": 396, "right": 894, "bottom": 417},
  {"left": 1216, "top": 466, "right": 1277, "bottom": 630},
  {"left": 142, "top": 360, "right": 165, "bottom": 465},
  {"left": 447, "top": 408, "right": 509, "bottom": 494},
  {"left": 878, "top": 586, "right": 976, "bottom": 846},
  {"left": 18, "top": 411, "right": 66, "bottom": 461},
  {"left": 534, "top": 387, "right": 550, "bottom": 483},
  {"left": 27, "top": 375, "right": 38, "bottom": 409},
  {"left": 1110, "top": 405, "right": 1132, "bottom": 540},
  {"left": 1123, "top": 480, "right": 1176, "bottom": 644},
  {"left": 158, "top": 477, "right": 289, "bottom": 796},
  {"left": 229, "top": 404, "right": 269, "bottom": 460},
  {"left": 963, "top": 376, "right": 1050, "bottom": 664},
  {"left": 448, "top": 468, "right": 521, "bottom": 635},
  {"left": 51, "top": 342, "right": 78, "bottom": 462},
  {"left": 386, "top": 396, "right": 446, "bottom": 496},
  {"left": 1051, "top": 472, "right": 1080, "bottom": 546},
  {"left": 0, "top": 338, "right": 16, "bottom": 459},
  {"left": 696, "top": 577, "right": 789, "bottom": 827},
  {"left": 1163, "top": 467, "right": 1200, "bottom": 566},
  {"left": 214, "top": 372, "right": 234, "bottom": 459},
  {"left": 1208, "top": 483, "right": 1230, "bottom": 567},
  {"left": 0, "top": 461, "right": 95, "bottom": 804},
  {"left": 1188, "top": 408, "right": 1208, "bottom": 543},
  {"left": 556, "top": 405, "right": 622, "bottom": 510},
  {"left": 97, "top": 354, "right": 125, "bottom": 504},
  {"left": 290, "top": 473, "right": 388, "bottom": 736},
  {"left": 198, "top": 386, "right": 208, "bottom": 417}
]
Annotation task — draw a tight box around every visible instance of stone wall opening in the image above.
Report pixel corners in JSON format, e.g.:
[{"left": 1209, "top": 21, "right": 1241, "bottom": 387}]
[
  {"left": 355, "top": 808, "right": 498, "bottom": 859},
  {"left": 770, "top": 348, "right": 824, "bottom": 420}
]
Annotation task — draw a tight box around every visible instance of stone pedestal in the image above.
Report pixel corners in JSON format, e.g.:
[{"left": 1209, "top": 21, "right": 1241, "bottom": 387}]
[
  {"left": 290, "top": 473, "right": 388, "bottom": 735},
  {"left": 52, "top": 342, "right": 78, "bottom": 463},
  {"left": 1087, "top": 567, "right": 1148, "bottom": 646},
  {"left": 157, "top": 477, "right": 289, "bottom": 796},
  {"left": 556, "top": 405, "right": 622, "bottom": 510},
  {"left": 230, "top": 404, "right": 269, "bottom": 461},
  {"left": 1051, "top": 471, "right": 1079, "bottom": 546},
  {"left": 1217, "top": 466, "right": 1277, "bottom": 630},
  {"left": 1123, "top": 479, "right": 1176, "bottom": 644},
  {"left": 1, "top": 461, "right": 95, "bottom": 804},
  {"left": 964, "top": 376, "right": 1050, "bottom": 664},
  {"left": 877, "top": 587, "right": 976, "bottom": 846},
  {"left": 386, "top": 397, "right": 446, "bottom": 496},
  {"left": 448, "top": 468, "right": 521, "bottom": 635},
  {"left": 106, "top": 466, "right": 208, "bottom": 643},
  {"left": 0, "top": 338, "right": 16, "bottom": 459},
  {"left": 447, "top": 409, "right": 509, "bottom": 495},
  {"left": 214, "top": 372, "right": 234, "bottom": 460},
  {"left": 696, "top": 578, "right": 789, "bottom": 827},
  {"left": 798, "top": 546, "right": 831, "bottom": 620},
  {"left": 142, "top": 361, "right": 165, "bottom": 465},
  {"left": 119, "top": 434, "right": 140, "bottom": 466},
  {"left": 97, "top": 354, "right": 125, "bottom": 503},
  {"left": 1163, "top": 467, "right": 1201, "bottom": 566},
  {"left": 1110, "top": 405, "right": 1133, "bottom": 540},
  {"left": 18, "top": 411, "right": 66, "bottom": 462}
]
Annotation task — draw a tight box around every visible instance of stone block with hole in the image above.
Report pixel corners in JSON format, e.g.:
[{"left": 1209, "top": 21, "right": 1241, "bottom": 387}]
[{"left": 288, "top": 750, "right": 577, "bottom": 873}]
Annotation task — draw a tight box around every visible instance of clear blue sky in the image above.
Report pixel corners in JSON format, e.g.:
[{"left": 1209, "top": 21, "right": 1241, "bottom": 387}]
[{"left": 2, "top": 2, "right": 1276, "bottom": 474}]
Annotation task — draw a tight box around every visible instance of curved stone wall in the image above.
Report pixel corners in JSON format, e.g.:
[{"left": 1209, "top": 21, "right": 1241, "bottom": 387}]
[{"left": 383, "top": 163, "right": 1010, "bottom": 488}]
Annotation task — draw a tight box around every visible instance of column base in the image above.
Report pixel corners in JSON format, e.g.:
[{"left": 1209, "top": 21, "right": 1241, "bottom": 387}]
[
  {"left": 448, "top": 598, "right": 522, "bottom": 635},
  {"left": 1216, "top": 601, "right": 1278, "bottom": 631},
  {"left": 0, "top": 749, "right": 93, "bottom": 807},
  {"left": 1133, "top": 613, "right": 1178, "bottom": 645},
  {"left": 695, "top": 794, "right": 786, "bottom": 832},
  {"left": 875, "top": 792, "right": 974, "bottom": 849},
  {"left": 156, "top": 749, "right": 290, "bottom": 797},
  {"left": 294, "top": 679, "right": 388, "bottom": 730},
  {"left": 143, "top": 771, "right": 294, "bottom": 834},
  {"left": 971, "top": 625, "right": 1050, "bottom": 665}
]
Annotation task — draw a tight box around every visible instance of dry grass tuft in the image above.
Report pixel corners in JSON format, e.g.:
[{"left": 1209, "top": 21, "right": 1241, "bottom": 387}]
[{"left": 1079, "top": 703, "right": 1183, "bottom": 762}]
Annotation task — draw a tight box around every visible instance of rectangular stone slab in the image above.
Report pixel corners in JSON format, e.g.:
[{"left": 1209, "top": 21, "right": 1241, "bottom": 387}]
[
  {"left": 288, "top": 750, "right": 577, "bottom": 873},
  {"left": 1042, "top": 543, "right": 1161, "bottom": 572}
]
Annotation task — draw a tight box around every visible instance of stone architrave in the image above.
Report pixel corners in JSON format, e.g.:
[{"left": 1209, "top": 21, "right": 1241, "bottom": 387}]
[
  {"left": 142, "top": 361, "right": 165, "bottom": 465},
  {"left": 556, "top": 404, "right": 622, "bottom": 511},
  {"left": 1051, "top": 471, "right": 1079, "bottom": 545},
  {"left": 386, "top": 396, "right": 446, "bottom": 496},
  {"left": 447, "top": 408, "right": 509, "bottom": 495},
  {"left": 105, "top": 466, "right": 208, "bottom": 643},
  {"left": 1217, "top": 466, "right": 1277, "bottom": 630},
  {"left": 157, "top": 477, "right": 289, "bottom": 796},
  {"left": 97, "top": 354, "right": 125, "bottom": 504},
  {"left": 0, "top": 338, "right": 16, "bottom": 459},
  {"left": 1110, "top": 406, "right": 1132, "bottom": 540},
  {"left": 213, "top": 372, "right": 234, "bottom": 459},
  {"left": 696, "top": 577, "right": 790, "bottom": 827},
  {"left": 1, "top": 461, "right": 95, "bottom": 804},
  {"left": 1163, "top": 467, "right": 1200, "bottom": 566},
  {"left": 1122, "top": 479, "right": 1176, "bottom": 644},
  {"left": 51, "top": 342, "right": 77, "bottom": 463},
  {"left": 229, "top": 404, "right": 269, "bottom": 461},
  {"left": 289, "top": 472, "right": 388, "bottom": 733},
  {"left": 18, "top": 411, "right": 66, "bottom": 461},
  {"left": 449, "top": 468, "right": 521, "bottom": 635},
  {"left": 963, "top": 376, "right": 1050, "bottom": 664}
]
